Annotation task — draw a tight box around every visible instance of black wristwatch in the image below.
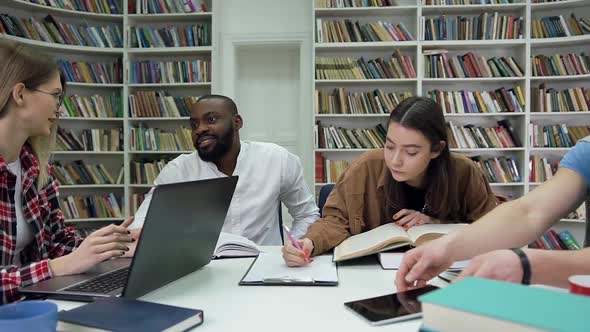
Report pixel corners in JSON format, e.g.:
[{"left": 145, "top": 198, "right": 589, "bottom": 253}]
[{"left": 511, "top": 248, "right": 531, "bottom": 285}]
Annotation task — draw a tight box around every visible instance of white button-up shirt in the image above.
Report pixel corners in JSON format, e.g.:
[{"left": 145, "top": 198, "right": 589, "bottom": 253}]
[{"left": 130, "top": 141, "right": 319, "bottom": 245}]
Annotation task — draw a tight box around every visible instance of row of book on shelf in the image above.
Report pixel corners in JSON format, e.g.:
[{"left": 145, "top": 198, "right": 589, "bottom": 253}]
[
  {"left": 59, "top": 59, "right": 122, "bottom": 84},
  {"left": 530, "top": 229, "right": 581, "bottom": 250},
  {"left": 0, "top": 14, "right": 123, "bottom": 48},
  {"left": 424, "top": 50, "right": 523, "bottom": 79},
  {"left": 131, "top": 159, "right": 170, "bottom": 184},
  {"left": 53, "top": 160, "right": 123, "bottom": 185},
  {"left": 129, "top": 92, "right": 196, "bottom": 118},
  {"left": 314, "top": 123, "right": 387, "bottom": 149},
  {"left": 129, "top": 126, "right": 193, "bottom": 151},
  {"left": 531, "top": 14, "right": 590, "bottom": 39},
  {"left": 61, "top": 193, "right": 123, "bottom": 220},
  {"left": 529, "top": 155, "right": 557, "bottom": 183},
  {"left": 129, "top": 59, "right": 211, "bottom": 84},
  {"left": 315, "top": 49, "right": 416, "bottom": 80},
  {"left": 532, "top": 85, "right": 589, "bottom": 113},
  {"left": 429, "top": 87, "right": 524, "bottom": 113},
  {"left": 315, "top": 89, "right": 412, "bottom": 114},
  {"left": 529, "top": 124, "right": 590, "bottom": 148},
  {"left": 128, "top": 0, "right": 208, "bottom": 14},
  {"left": 314, "top": 153, "right": 350, "bottom": 183},
  {"left": 129, "top": 24, "right": 211, "bottom": 48},
  {"left": 315, "top": 19, "right": 414, "bottom": 43},
  {"left": 25, "top": 0, "right": 122, "bottom": 14},
  {"left": 60, "top": 94, "right": 122, "bottom": 118},
  {"left": 315, "top": 0, "right": 397, "bottom": 8},
  {"left": 422, "top": 13, "right": 523, "bottom": 40},
  {"left": 532, "top": 53, "right": 589, "bottom": 77},
  {"left": 422, "top": 1, "right": 516, "bottom": 5},
  {"left": 447, "top": 119, "right": 520, "bottom": 149},
  {"left": 471, "top": 156, "right": 520, "bottom": 183},
  {"left": 56, "top": 128, "right": 123, "bottom": 152}
]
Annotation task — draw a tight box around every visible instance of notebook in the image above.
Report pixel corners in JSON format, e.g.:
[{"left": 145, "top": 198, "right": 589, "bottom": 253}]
[
  {"left": 213, "top": 232, "right": 263, "bottom": 258},
  {"left": 420, "top": 277, "right": 590, "bottom": 332},
  {"left": 57, "top": 297, "right": 203, "bottom": 332},
  {"left": 239, "top": 253, "right": 338, "bottom": 286}
]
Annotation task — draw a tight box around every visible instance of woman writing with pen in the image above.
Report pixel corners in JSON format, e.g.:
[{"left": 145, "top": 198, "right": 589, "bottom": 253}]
[{"left": 283, "top": 97, "right": 499, "bottom": 265}]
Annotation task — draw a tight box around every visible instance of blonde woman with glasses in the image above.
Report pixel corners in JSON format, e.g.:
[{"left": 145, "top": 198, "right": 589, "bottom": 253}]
[{"left": 0, "top": 40, "right": 136, "bottom": 303}]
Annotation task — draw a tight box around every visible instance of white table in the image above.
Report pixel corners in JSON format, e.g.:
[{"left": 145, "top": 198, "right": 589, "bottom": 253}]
[{"left": 54, "top": 247, "right": 446, "bottom": 331}]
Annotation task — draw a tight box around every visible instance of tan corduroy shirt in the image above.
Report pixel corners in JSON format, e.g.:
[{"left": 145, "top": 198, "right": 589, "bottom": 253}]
[{"left": 306, "top": 149, "right": 498, "bottom": 255}]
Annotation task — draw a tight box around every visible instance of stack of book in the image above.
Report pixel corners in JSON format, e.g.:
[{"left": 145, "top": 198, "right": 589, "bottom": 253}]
[
  {"left": 0, "top": 14, "right": 123, "bottom": 47},
  {"left": 315, "top": 122, "right": 387, "bottom": 149},
  {"left": 129, "top": 59, "right": 211, "bottom": 84},
  {"left": 129, "top": 126, "right": 193, "bottom": 151},
  {"left": 61, "top": 193, "right": 123, "bottom": 219},
  {"left": 531, "top": 14, "right": 590, "bottom": 38},
  {"left": 26, "top": 0, "right": 123, "bottom": 14},
  {"left": 427, "top": 87, "right": 524, "bottom": 113},
  {"left": 128, "top": 0, "right": 208, "bottom": 14},
  {"left": 128, "top": 91, "right": 197, "bottom": 117},
  {"left": 529, "top": 156, "right": 558, "bottom": 183},
  {"left": 315, "top": 19, "right": 413, "bottom": 43},
  {"left": 531, "top": 52, "right": 590, "bottom": 77},
  {"left": 315, "top": 153, "right": 350, "bottom": 183},
  {"left": 529, "top": 229, "right": 581, "bottom": 250},
  {"left": 130, "top": 159, "right": 170, "bottom": 184},
  {"left": 531, "top": 84, "right": 590, "bottom": 112},
  {"left": 60, "top": 94, "right": 122, "bottom": 118},
  {"left": 53, "top": 160, "right": 121, "bottom": 185},
  {"left": 315, "top": 88, "right": 412, "bottom": 114},
  {"left": 316, "top": 0, "right": 397, "bottom": 8},
  {"left": 130, "top": 24, "right": 211, "bottom": 48},
  {"left": 315, "top": 50, "right": 416, "bottom": 80},
  {"left": 56, "top": 128, "right": 123, "bottom": 151},
  {"left": 59, "top": 59, "right": 123, "bottom": 84},
  {"left": 447, "top": 119, "right": 521, "bottom": 149},
  {"left": 529, "top": 124, "right": 590, "bottom": 147},
  {"left": 471, "top": 156, "right": 520, "bottom": 183},
  {"left": 423, "top": 13, "right": 524, "bottom": 40},
  {"left": 424, "top": 50, "right": 523, "bottom": 78}
]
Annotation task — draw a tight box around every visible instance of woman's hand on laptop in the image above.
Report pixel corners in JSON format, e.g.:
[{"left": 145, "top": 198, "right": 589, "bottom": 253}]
[
  {"left": 122, "top": 227, "right": 142, "bottom": 258},
  {"left": 49, "top": 217, "right": 135, "bottom": 276}
]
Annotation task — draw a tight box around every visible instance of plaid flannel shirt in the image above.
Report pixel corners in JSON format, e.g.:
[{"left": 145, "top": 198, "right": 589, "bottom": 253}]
[{"left": 0, "top": 144, "right": 82, "bottom": 303}]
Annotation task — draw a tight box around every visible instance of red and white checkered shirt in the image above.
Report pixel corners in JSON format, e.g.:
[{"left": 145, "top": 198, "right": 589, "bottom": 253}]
[{"left": 0, "top": 144, "right": 82, "bottom": 303}]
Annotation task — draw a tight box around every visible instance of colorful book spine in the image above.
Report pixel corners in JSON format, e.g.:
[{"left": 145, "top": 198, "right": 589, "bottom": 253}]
[
  {"left": 558, "top": 230, "right": 581, "bottom": 250},
  {"left": 130, "top": 24, "right": 211, "bottom": 48},
  {"left": 531, "top": 52, "right": 590, "bottom": 77},
  {"left": 428, "top": 87, "right": 525, "bottom": 113},
  {"left": 316, "top": 0, "right": 397, "bottom": 8},
  {"left": 129, "top": 0, "right": 208, "bottom": 14},
  {"left": 424, "top": 50, "right": 524, "bottom": 78},
  {"left": 129, "top": 92, "right": 197, "bottom": 118},
  {"left": 129, "top": 126, "right": 193, "bottom": 151},
  {"left": 315, "top": 122, "right": 387, "bottom": 149},
  {"left": 316, "top": 49, "right": 416, "bottom": 80},
  {"left": 60, "top": 94, "right": 122, "bottom": 118},
  {"left": 316, "top": 19, "right": 414, "bottom": 43},
  {"left": 315, "top": 88, "right": 413, "bottom": 114},
  {"left": 423, "top": 13, "right": 523, "bottom": 40},
  {"left": 129, "top": 59, "right": 211, "bottom": 84},
  {"left": 25, "top": 0, "right": 122, "bottom": 14},
  {"left": 529, "top": 124, "right": 590, "bottom": 148}
]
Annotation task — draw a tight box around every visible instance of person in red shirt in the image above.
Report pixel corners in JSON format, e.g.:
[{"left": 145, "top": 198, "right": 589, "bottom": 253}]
[{"left": 0, "top": 40, "right": 135, "bottom": 303}]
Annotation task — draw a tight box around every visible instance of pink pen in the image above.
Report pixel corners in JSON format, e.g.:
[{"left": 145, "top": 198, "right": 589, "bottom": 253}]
[{"left": 283, "top": 225, "right": 312, "bottom": 264}]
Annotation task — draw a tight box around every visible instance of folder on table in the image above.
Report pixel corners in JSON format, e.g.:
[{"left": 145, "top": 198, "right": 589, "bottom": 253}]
[{"left": 239, "top": 253, "right": 338, "bottom": 286}]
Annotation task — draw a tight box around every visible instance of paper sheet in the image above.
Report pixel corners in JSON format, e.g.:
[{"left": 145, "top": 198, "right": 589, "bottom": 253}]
[{"left": 241, "top": 253, "right": 338, "bottom": 283}]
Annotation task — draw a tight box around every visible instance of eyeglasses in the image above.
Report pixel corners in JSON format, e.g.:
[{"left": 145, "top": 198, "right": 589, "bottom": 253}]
[{"left": 27, "top": 87, "right": 64, "bottom": 110}]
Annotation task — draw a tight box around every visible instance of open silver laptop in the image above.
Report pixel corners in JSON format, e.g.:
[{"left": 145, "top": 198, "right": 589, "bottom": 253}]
[{"left": 20, "top": 176, "right": 238, "bottom": 301}]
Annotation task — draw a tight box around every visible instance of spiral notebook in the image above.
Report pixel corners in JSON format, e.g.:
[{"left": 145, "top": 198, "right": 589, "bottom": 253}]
[{"left": 239, "top": 253, "right": 338, "bottom": 286}]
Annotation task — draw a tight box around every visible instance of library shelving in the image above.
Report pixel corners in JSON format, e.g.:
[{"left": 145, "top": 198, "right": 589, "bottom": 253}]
[
  {"left": 313, "top": 0, "right": 590, "bottom": 242},
  {"left": 1, "top": 0, "right": 214, "bottom": 227}
]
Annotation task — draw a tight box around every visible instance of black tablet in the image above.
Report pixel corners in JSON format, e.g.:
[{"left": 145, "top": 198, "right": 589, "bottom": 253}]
[{"left": 344, "top": 285, "right": 440, "bottom": 326}]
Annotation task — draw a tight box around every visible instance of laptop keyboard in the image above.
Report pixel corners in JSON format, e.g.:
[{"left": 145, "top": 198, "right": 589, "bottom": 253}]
[{"left": 64, "top": 267, "right": 129, "bottom": 294}]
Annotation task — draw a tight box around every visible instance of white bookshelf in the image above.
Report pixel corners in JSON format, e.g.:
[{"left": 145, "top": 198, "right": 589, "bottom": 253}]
[
  {"left": 312, "top": 0, "right": 590, "bottom": 242},
  {"left": 1, "top": 0, "right": 214, "bottom": 226}
]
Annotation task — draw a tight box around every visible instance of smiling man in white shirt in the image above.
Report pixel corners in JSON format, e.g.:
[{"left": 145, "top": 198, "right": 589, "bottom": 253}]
[{"left": 130, "top": 95, "right": 320, "bottom": 245}]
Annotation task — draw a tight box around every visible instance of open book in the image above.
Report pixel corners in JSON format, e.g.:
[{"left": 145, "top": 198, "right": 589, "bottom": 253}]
[
  {"left": 213, "top": 232, "right": 263, "bottom": 258},
  {"left": 333, "top": 223, "right": 466, "bottom": 262}
]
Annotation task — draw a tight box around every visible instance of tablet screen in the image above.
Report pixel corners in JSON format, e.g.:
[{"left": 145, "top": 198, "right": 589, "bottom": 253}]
[{"left": 344, "top": 285, "right": 439, "bottom": 325}]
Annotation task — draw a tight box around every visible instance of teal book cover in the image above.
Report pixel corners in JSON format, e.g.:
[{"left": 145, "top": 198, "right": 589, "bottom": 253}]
[{"left": 419, "top": 277, "right": 590, "bottom": 332}]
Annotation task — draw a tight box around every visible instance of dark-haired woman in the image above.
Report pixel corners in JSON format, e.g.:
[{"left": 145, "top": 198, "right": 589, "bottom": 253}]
[{"left": 283, "top": 96, "right": 498, "bottom": 266}]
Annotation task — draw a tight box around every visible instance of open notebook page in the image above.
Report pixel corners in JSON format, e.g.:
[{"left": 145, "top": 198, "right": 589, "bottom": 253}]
[{"left": 241, "top": 253, "right": 337, "bottom": 283}]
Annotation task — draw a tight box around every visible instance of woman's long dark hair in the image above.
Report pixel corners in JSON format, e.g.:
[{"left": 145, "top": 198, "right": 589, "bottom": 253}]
[{"left": 384, "top": 96, "right": 460, "bottom": 221}]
